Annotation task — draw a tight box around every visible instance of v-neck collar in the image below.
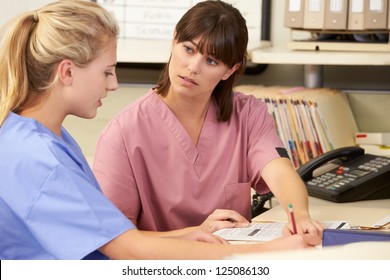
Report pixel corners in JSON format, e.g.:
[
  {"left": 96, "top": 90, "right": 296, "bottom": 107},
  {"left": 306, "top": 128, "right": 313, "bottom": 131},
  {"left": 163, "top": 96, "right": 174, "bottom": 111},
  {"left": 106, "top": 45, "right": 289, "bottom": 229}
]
[{"left": 149, "top": 91, "right": 218, "bottom": 177}]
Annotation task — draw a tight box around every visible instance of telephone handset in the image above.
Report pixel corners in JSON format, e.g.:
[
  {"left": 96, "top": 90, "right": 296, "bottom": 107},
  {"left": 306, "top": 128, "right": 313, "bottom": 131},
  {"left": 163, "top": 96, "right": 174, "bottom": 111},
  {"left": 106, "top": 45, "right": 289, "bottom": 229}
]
[{"left": 297, "top": 146, "right": 390, "bottom": 202}]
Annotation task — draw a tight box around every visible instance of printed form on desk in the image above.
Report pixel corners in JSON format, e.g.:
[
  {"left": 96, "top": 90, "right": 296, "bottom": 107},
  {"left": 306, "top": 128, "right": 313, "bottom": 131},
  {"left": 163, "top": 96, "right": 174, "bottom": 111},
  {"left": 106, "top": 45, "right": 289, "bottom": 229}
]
[{"left": 214, "top": 221, "right": 350, "bottom": 242}]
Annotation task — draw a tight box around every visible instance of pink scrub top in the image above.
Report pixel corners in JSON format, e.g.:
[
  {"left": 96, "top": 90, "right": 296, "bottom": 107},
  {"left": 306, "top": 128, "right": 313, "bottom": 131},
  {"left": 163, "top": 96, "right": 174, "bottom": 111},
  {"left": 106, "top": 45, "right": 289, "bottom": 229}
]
[{"left": 93, "top": 89, "right": 284, "bottom": 231}]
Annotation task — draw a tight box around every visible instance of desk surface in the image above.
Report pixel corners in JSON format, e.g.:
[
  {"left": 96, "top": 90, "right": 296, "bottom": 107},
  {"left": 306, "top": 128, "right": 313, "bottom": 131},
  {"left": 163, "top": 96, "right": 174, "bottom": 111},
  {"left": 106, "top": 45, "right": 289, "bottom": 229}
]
[
  {"left": 254, "top": 197, "right": 390, "bottom": 227},
  {"left": 229, "top": 241, "right": 390, "bottom": 260},
  {"left": 308, "top": 197, "right": 390, "bottom": 209},
  {"left": 233, "top": 197, "right": 390, "bottom": 260}
]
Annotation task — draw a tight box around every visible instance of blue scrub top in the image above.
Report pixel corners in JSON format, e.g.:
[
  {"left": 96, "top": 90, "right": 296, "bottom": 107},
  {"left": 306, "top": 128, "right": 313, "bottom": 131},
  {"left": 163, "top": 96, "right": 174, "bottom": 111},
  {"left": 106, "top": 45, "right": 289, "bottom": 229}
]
[{"left": 0, "top": 113, "right": 135, "bottom": 260}]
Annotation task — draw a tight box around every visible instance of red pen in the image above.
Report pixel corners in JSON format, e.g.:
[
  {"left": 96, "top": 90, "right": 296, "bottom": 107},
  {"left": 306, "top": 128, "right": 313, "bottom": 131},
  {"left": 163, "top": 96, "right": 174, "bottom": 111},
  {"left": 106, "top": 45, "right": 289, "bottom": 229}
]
[{"left": 288, "top": 203, "right": 297, "bottom": 234}]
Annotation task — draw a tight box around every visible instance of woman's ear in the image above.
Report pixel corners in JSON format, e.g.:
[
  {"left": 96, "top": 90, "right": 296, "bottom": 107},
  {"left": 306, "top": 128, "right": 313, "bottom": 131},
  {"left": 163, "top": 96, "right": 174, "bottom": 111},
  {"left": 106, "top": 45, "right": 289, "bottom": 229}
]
[
  {"left": 221, "top": 63, "right": 241, "bottom": 81},
  {"left": 57, "top": 59, "right": 74, "bottom": 86}
]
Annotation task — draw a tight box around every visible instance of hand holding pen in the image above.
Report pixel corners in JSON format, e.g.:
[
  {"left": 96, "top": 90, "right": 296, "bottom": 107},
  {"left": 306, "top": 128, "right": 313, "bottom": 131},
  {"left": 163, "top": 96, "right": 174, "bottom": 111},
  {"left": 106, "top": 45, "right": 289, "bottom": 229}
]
[
  {"left": 286, "top": 203, "right": 324, "bottom": 239},
  {"left": 288, "top": 203, "right": 298, "bottom": 234}
]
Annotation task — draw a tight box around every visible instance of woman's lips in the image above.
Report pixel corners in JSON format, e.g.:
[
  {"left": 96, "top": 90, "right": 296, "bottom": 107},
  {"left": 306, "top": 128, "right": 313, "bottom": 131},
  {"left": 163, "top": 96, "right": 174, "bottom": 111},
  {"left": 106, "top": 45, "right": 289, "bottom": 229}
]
[{"left": 179, "top": 75, "right": 198, "bottom": 86}]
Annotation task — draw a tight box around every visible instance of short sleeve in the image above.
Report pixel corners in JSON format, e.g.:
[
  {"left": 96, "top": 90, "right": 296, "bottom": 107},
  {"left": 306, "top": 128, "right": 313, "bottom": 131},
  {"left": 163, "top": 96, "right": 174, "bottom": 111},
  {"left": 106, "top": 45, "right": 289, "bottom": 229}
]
[
  {"left": 26, "top": 164, "right": 134, "bottom": 260},
  {"left": 93, "top": 119, "right": 141, "bottom": 221},
  {"left": 245, "top": 96, "right": 285, "bottom": 191}
]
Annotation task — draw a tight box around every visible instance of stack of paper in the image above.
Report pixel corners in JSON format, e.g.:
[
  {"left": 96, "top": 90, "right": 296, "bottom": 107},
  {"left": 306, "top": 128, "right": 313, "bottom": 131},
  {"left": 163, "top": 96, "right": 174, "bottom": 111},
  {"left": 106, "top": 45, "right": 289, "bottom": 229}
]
[
  {"left": 355, "top": 132, "right": 390, "bottom": 157},
  {"left": 355, "top": 132, "right": 390, "bottom": 145}
]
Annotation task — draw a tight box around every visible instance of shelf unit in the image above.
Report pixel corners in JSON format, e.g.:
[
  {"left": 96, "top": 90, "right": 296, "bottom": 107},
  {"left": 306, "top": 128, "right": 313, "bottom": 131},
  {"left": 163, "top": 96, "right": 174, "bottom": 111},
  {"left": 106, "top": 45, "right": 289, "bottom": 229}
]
[
  {"left": 251, "top": 27, "right": 390, "bottom": 88},
  {"left": 251, "top": 46, "right": 390, "bottom": 88}
]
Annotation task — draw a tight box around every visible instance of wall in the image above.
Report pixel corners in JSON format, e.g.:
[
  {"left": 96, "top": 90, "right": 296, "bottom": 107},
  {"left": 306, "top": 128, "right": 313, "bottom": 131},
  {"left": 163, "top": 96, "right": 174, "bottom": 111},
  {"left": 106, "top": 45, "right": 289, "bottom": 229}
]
[
  {"left": 0, "top": 0, "right": 52, "bottom": 26},
  {"left": 1, "top": 0, "right": 389, "bottom": 132},
  {"left": 112, "top": 1, "right": 390, "bottom": 92},
  {"left": 1, "top": 0, "right": 389, "bottom": 90},
  {"left": 115, "top": 0, "right": 390, "bottom": 133}
]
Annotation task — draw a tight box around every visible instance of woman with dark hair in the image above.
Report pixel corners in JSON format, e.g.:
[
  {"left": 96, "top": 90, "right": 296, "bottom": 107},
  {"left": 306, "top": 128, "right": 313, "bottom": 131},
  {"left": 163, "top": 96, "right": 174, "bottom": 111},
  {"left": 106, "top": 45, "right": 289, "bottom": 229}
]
[{"left": 93, "top": 0, "right": 323, "bottom": 240}]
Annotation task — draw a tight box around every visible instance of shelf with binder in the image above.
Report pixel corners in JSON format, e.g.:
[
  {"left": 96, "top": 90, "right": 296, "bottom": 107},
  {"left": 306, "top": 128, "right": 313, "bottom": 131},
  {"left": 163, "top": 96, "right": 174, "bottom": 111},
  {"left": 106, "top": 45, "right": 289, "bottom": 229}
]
[
  {"left": 285, "top": 0, "right": 389, "bottom": 33},
  {"left": 275, "top": 0, "right": 390, "bottom": 87},
  {"left": 287, "top": 28, "right": 390, "bottom": 52}
]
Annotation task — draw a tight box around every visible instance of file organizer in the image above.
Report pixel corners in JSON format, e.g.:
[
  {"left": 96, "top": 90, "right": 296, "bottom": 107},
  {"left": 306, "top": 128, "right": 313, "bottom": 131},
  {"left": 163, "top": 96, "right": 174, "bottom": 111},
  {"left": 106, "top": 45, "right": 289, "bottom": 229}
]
[{"left": 236, "top": 85, "right": 358, "bottom": 168}]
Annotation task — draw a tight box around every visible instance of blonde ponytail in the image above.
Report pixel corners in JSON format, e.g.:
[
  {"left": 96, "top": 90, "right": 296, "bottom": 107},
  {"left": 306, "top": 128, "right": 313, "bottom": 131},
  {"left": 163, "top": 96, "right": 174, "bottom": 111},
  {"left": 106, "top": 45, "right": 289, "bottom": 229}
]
[
  {"left": 0, "top": 13, "right": 35, "bottom": 125},
  {"left": 0, "top": 0, "right": 119, "bottom": 126}
]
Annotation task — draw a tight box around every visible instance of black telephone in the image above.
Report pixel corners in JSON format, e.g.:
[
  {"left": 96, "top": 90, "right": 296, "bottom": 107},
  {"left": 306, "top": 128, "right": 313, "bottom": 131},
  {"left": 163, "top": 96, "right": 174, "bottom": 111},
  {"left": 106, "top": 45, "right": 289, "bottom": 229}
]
[{"left": 296, "top": 146, "right": 390, "bottom": 202}]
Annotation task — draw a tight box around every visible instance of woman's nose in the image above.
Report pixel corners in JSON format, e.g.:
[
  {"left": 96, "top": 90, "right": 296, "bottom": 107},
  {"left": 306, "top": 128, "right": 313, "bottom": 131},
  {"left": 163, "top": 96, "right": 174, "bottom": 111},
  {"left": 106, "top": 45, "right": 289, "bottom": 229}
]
[
  {"left": 108, "top": 76, "right": 119, "bottom": 92},
  {"left": 188, "top": 55, "right": 202, "bottom": 74}
]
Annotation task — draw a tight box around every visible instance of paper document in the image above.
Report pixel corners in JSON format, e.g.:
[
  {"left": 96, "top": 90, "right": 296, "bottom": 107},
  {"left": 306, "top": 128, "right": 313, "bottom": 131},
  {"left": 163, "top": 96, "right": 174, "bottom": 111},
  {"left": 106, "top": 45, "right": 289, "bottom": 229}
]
[
  {"left": 372, "top": 213, "right": 390, "bottom": 228},
  {"left": 214, "top": 221, "right": 350, "bottom": 242}
]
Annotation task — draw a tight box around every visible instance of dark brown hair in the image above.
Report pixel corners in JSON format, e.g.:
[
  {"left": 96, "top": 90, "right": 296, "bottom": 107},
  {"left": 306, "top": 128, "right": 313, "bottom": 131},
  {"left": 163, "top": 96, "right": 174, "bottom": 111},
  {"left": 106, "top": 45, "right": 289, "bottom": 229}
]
[{"left": 155, "top": 0, "right": 248, "bottom": 122}]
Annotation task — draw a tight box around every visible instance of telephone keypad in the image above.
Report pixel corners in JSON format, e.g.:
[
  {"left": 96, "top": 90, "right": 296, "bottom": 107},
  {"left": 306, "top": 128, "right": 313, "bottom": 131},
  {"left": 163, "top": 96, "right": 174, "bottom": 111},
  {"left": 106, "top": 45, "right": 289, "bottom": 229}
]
[
  {"left": 307, "top": 156, "right": 390, "bottom": 192},
  {"left": 304, "top": 149, "right": 390, "bottom": 202}
]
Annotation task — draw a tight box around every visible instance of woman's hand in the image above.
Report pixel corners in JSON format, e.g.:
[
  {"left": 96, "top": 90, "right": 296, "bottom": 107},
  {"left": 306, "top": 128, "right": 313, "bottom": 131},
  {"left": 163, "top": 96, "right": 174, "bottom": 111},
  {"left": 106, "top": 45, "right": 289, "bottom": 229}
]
[
  {"left": 169, "top": 230, "right": 229, "bottom": 244},
  {"left": 283, "top": 216, "right": 324, "bottom": 240},
  {"left": 198, "top": 209, "right": 250, "bottom": 233},
  {"left": 261, "top": 232, "right": 322, "bottom": 251}
]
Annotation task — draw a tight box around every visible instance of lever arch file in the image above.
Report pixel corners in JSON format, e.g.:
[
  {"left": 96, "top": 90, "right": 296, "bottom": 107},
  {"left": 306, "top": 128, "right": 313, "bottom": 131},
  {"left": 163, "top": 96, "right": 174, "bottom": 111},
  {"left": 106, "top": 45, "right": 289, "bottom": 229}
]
[
  {"left": 303, "top": 0, "right": 326, "bottom": 29},
  {"left": 388, "top": 0, "right": 390, "bottom": 28},
  {"left": 364, "top": 0, "right": 388, "bottom": 29},
  {"left": 324, "top": 0, "right": 349, "bottom": 30},
  {"left": 348, "top": 0, "right": 365, "bottom": 30},
  {"left": 285, "top": 0, "right": 305, "bottom": 28}
]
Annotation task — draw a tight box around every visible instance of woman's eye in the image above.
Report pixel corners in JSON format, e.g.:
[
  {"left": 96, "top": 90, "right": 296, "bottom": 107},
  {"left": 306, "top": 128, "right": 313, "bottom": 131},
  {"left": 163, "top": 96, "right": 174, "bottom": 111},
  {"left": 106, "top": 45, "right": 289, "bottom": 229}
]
[
  {"left": 184, "top": 45, "right": 193, "bottom": 53},
  {"left": 105, "top": 72, "right": 114, "bottom": 76},
  {"left": 207, "top": 58, "right": 218, "bottom": 65}
]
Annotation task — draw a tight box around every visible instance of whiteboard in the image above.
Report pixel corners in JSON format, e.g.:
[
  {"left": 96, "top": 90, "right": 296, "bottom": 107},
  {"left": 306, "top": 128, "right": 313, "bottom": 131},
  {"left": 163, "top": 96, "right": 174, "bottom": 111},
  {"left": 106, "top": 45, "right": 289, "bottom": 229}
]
[
  {"left": 0, "top": 0, "right": 267, "bottom": 63},
  {"left": 97, "top": 0, "right": 262, "bottom": 43},
  {"left": 97, "top": 0, "right": 266, "bottom": 63},
  {"left": 0, "top": 0, "right": 53, "bottom": 28}
]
